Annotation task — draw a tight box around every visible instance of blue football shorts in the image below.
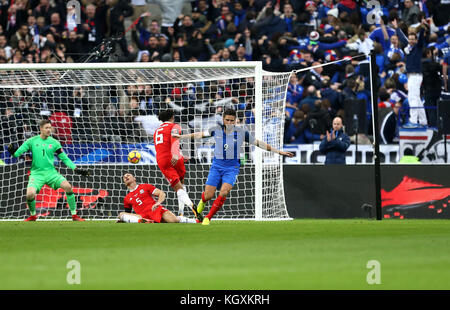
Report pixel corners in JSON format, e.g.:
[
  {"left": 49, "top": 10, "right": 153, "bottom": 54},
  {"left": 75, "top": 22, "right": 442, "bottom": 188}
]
[{"left": 205, "top": 164, "right": 240, "bottom": 189}]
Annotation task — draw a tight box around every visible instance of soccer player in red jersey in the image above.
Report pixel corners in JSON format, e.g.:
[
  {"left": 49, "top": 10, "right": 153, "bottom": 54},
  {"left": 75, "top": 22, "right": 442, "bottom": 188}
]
[
  {"left": 153, "top": 109, "right": 199, "bottom": 219},
  {"left": 118, "top": 173, "right": 197, "bottom": 223}
]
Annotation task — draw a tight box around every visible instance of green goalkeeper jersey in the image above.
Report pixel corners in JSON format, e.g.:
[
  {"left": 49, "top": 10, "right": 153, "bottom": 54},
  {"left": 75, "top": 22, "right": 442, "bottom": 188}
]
[{"left": 13, "top": 135, "right": 76, "bottom": 172}]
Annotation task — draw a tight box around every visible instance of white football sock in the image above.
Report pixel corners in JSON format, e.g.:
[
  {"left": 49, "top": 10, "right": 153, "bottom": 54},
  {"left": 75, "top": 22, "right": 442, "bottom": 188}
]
[
  {"left": 119, "top": 213, "right": 141, "bottom": 223},
  {"left": 177, "top": 189, "right": 193, "bottom": 208},
  {"left": 177, "top": 216, "right": 197, "bottom": 224},
  {"left": 177, "top": 199, "right": 184, "bottom": 216}
]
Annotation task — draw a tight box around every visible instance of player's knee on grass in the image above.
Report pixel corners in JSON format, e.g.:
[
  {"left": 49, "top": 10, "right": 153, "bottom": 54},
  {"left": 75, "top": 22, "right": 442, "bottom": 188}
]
[{"left": 118, "top": 212, "right": 142, "bottom": 223}]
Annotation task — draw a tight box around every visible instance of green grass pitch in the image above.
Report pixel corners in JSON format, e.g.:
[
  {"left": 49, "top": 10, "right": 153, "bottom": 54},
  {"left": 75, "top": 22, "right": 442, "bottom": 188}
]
[{"left": 1, "top": 219, "right": 450, "bottom": 290}]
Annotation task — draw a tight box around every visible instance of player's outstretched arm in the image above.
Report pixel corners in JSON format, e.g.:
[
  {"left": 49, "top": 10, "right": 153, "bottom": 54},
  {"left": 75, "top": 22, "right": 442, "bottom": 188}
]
[
  {"left": 172, "top": 131, "right": 207, "bottom": 140},
  {"left": 55, "top": 148, "right": 91, "bottom": 176},
  {"left": 151, "top": 188, "right": 166, "bottom": 211},
  {"left": 253, "top": 139, "right": 294, "bottom": 157}
]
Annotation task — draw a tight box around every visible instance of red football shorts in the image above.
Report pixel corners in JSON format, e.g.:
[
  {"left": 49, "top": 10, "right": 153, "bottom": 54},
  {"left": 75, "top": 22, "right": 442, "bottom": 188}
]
[
  {"left": 157, "top": 157, "right": 186, "bottom": 188},
  {"left": 140, "top": 206, "right": 170, "bottom": 223}
]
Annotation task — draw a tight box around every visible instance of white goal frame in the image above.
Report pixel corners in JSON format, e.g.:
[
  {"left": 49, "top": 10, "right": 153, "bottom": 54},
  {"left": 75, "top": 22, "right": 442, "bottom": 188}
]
[{"left": 0, "top": 61, "right": 292, "bottom": 221}]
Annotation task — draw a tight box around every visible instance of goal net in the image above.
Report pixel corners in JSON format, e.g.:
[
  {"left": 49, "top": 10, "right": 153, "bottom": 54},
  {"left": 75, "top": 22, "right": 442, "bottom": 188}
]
[{"left": 0, "top": 62, "right": 292, "bottom": 221}]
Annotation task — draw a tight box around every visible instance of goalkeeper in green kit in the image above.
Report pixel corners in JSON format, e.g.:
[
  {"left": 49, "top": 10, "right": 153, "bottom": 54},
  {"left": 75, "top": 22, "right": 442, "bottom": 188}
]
[{"left": 8, "top": 120, "right": 91, "bottom": 221}]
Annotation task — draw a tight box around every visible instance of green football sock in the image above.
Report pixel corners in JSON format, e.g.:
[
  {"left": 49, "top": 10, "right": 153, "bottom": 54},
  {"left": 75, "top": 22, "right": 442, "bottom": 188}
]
[
  {"left": 27, "top": 199, "right": 36, "bottom": 216},
  {"left": 67, "top": 192, "right": 77, "bottom": 216}
]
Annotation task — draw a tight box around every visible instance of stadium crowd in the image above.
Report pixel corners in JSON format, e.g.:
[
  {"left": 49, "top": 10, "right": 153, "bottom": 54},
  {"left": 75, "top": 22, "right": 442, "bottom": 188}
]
[{"left": 1, "top": 0, "right": 450, "bottom": 155}]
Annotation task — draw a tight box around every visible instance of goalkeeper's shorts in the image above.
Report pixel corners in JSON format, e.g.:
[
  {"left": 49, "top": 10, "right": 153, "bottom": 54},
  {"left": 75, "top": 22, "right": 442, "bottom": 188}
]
[{"left": 28, "top": 171, "right": 67, "bottom": 192}]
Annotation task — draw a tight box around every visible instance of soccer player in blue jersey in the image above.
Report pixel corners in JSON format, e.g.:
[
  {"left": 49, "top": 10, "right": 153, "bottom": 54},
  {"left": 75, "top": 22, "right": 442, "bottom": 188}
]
[{"left": 175, "top": 109, "right": 294, "bottom": 225}]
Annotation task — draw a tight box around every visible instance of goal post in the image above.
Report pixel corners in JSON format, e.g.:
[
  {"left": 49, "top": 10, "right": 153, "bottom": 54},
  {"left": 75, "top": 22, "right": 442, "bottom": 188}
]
[{"left": 0, "top": 61, "right": 292, "bottom": 221}]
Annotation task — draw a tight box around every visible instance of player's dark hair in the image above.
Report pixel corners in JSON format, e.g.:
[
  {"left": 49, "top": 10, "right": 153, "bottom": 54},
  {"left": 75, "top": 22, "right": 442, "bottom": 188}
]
[
  {"left": 158, "top": 109, "right": 175, "bottom": 122},
  {"left": 39, "top": 119, "right": 51, "bottom": 128},
  {"left": 223, "top": 108, "right": 236, "bottom": 118}
]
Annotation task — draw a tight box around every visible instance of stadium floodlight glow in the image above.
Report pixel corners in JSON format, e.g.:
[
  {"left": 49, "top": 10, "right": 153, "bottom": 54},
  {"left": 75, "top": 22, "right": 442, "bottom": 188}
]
[{"left": 0, "top": 61, "right": 292, "bottom": 221}]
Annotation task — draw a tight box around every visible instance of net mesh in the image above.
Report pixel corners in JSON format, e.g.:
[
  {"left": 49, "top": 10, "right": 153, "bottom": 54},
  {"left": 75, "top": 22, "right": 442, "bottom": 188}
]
[{"left": 0, "top": 63, "right": 291, "bottom": 221}]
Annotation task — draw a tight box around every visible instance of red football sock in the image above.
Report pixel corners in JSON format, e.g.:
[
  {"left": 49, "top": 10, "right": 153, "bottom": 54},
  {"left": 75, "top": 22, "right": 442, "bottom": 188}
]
[
  {"left": 201, "top": 192, "right": 207, "bottom": 203},
  {"left": 206, "top": 195, "right": 226, "bottom": 220}
]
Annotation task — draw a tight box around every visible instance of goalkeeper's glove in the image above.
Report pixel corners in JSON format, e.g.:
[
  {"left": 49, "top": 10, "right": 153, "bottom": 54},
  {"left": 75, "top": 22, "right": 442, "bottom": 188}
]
[
  {"left": 74, "top": 167, "right": 91, "bottom": 177},
  {"left": 8, "top": 143, "right": 18, "bottom": 157}
]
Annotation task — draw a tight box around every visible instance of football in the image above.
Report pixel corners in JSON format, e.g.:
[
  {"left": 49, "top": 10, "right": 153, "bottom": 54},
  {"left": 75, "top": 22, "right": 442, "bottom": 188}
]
[{"left": 127, "top": 150, "right": 141, "bottom": 164}]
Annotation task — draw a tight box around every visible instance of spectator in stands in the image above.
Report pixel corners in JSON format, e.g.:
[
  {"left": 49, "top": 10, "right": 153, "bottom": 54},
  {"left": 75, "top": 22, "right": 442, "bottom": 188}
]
[
  {"left": 321, "top": 76, "right": 343, "bottom": 114},
  {"left": 254, "top": 6, "right": 287, "bottom": 39},
  {"left": 295, "top": 99, "right": 331, "bottom": 143},
  {"left": 0, "top": 34, "right": 13, "bottom": 60},
  {"left": 317, "top": 0, "right": 332, "bottom": 19},
  {"left": 303, "top": 61, "right": 325, "bottom": 89},
  {"left": 285, "top": 110, "right": 306, "bottom": 144},
  {"left": 49, "top": 111, "right": 73, "bottom": 145},
  {"left": 278, "top": 2, "right": 297, "bottom": 33},
  {"left": 133, "top": 32, "right": 161, "bottom": 61},
  {"left": 319, "top": 115, "right": 351, "bottom": 164},
  {"left": 1, "top": 106, "right": 25, "bottom": 148},
  {"left": 33, "top": 0, "right": 52, "bottom": 25},
  {"left": 381, "top": 102, "right": 404, "bottom": 144},
  {"left": 342, "top": 77, "right": 358, "bottom": 102},
  {"left": 337, "top": 0, "right": 357, "bottom": 14},
  {"left": 42, "top": 12, "right": 65, "bottom": 42},
  {"left": 38, "top": 46, "right": 52, "bottom": 63},
  {"left": 300, "top": 85, "right": 321, "bottom": 111},
  {"left": 392, "top": 18, "right": 429, "bottom": 127},
  {"left": 402, "top": 0, "right": 421, "bottom": 26},
  {"left": 130, "top": 0, "right": 151, "bottom": 30},
  {"left": 378, "top": 88, "right": 392, "bottom": 108},
  {"left": 82, "top": 3, "right": 106, "bottom": 52},
  {"left": 106, "top": 0, "right": 134, "bottom": 57},
  {"left": 184, "top": 29, "right": 208, "bottom": 61},
  {"left": 50, "top": 43, "right": 73, "bottom": 63},
  {"left": 6, "top": 1, "right": 28, "bottom": 37},
  {"left": 9, "top": 23, "right": 31, "bottom": 49},
  {"left": 422, "top": 47, "right": 442, "bottom": 128},
  {"left": 369, "top": 15, "right": 396, "bottom": 52},
  {"left": 65, "top": 30, "right": 84, "bottom": 62},
  {"left": 133, "top": 14, "right": 163, "bottom": 49},
  {"left": 286, "top": 73, "right": 304, "bottom": 116},
  {"left": 69, "top": 87, "right": 91, "bottom": 142}
]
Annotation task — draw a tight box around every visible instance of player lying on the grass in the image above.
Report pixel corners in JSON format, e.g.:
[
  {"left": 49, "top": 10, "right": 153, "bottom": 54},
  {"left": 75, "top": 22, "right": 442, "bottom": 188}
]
[
  {"left": 8, "top": 119, "right": 91, "bottom": 222},
  {"left": 118, "top": 173, "right": 197, "bottom": 223},
  {"left": 153, "top": 109, "right": 196, "bottom": 218},
  {"left": 175, "top": 108, "right": 295, "bottom": 225}
]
